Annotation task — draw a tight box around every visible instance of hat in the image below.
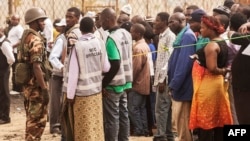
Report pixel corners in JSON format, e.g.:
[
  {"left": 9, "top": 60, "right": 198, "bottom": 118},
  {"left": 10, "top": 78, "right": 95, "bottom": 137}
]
[
  {"left": 144, "top": 16, "right": 154, "bottom": 23},
  {"left": 120, "top": 21, "right": 132, "bottom": 32},
  {"left": 213, "top": 5, "right": 231, "bottom": 17},
  {"left": 84, "top": 11, "right": 96, "bottom": 18},
  {"left": 55, "top": 18, "right": 66, "bottom": 26},
  {"left": 190, "top": 9, "right": 206, "bottom": 22},
  {"left": 121, "top": 4, "right": 132, "bottom": 15},
  {"left": 224, "top": 0, "right": 235, "bottom": 9}
]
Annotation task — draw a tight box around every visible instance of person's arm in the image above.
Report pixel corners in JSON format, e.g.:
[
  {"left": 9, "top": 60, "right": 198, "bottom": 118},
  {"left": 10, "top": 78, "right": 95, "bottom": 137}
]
[
  {"left": 100, "top": 39, "right": 110, "bottom": 72},
  {"left": 44, "top": 19, "right": 54, "bottom": 48},
  {"left": 1, "top": 41, "right": 15, "bottom": 65},
  {"left": 158, "top": 34, "right": 175, "bottom": 83},
  {"left": 33, "top": 62, "right": 47, "bottom": 89},
  {"left": 67, "top": 47, "right": 79, "bottom": 99},
  {"left": 13, "top": 26, "right": 24, "bottom": 48},
  {"left": 102, "top": 61, "right": 120, "bottom": 88},
  {"left": 230, "top": 32, "right": 250, "bottom": 48},
  {"left": 29, "top": 35, "right": 48, "bottom": 89},
  {"left": 168, "top": 33, "right": 196, "bottom": 91},
  {"left": 132, "top": 47, "right": 143, "bottom": 82},
  {"left": 148, "top": 49, "right": 154, "bottom": 76},
  {"left": 49, "top": 38, "right": 64, "bottom": 71},
  {"left": 238, "top": 22, "right": 250, "bottom": 34},
  {"left": 102, "top": 37, "right": 120, "bottom": 88}
]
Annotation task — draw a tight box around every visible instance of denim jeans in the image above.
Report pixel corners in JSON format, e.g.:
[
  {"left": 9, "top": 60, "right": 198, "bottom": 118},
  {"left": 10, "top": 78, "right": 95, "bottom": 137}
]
[
  {"left": 103, "top": 90, "right": 129, "bottom": 141},
  {"left": 154, "top": 85, "right": 173, "bottom": 141},
  {"left": 128, "top": 90, "right": 148, "bottom": 135},
  {"left": 49, "top": 75, "right": 63, "bottom": 131}
]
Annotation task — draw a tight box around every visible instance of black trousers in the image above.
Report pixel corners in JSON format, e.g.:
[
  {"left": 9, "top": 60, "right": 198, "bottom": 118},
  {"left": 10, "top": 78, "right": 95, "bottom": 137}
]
[
  {"left": 0, "top": 67, "right": 11, "bottom": 121},
  {"left": 233, "top": 88, "right": 250, "bottom": 124},
  {"left": 49, "top": 75, "right": 63, "bottom": 131},
  {"left": 197, "top": 127, "right": 223, "bottom": 141}
]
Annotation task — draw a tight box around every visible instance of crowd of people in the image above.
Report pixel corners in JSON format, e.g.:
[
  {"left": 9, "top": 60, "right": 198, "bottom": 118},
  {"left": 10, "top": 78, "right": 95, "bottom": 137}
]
[{"left": 1, "top": 0, "right": 250, "bottom": 141}]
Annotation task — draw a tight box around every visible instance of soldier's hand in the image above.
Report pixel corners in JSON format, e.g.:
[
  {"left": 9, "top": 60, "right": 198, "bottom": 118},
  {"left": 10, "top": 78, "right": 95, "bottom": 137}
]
[{"left": 42, "top": 88, "right": 49, "bottom": 105}]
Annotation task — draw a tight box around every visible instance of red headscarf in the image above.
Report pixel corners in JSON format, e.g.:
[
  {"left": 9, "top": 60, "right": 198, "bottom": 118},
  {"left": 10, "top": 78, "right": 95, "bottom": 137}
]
[{"left": 201, "top": 15, "right": 225, "bottom": 34}]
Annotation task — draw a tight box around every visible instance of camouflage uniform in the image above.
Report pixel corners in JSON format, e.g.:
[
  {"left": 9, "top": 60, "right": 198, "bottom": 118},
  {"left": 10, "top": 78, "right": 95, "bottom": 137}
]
[{"left": 22, "top": 29, "right": 49, "bottom": 141}]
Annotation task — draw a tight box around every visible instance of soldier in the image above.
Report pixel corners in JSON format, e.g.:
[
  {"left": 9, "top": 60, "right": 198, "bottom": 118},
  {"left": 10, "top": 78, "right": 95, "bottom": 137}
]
[{"left": 21, "top": 7, "right": 49, "bottom": 141}]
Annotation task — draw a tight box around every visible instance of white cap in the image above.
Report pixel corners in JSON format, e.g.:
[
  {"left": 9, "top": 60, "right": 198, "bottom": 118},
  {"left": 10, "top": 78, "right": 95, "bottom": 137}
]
[
  {"left": 144, "top": 16, "right": 154, "bottom": 22},
  {"left": 84, "top": 11, "right": 96, "bottom": 18},
  {"left": 55, "top": 18, "right": 66, "bottom": 26},
  {"left": 121, "top": 4, "right": 132, "bottom": 15}
]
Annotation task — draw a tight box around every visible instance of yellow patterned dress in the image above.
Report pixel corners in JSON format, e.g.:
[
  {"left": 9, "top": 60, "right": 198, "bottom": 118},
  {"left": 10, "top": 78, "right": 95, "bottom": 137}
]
[
  {"left": 189, "top": 61, "right": 233, "bottom": 130},
  {"left": 73, "top": 93, "right": 104, "bottom": 141}
]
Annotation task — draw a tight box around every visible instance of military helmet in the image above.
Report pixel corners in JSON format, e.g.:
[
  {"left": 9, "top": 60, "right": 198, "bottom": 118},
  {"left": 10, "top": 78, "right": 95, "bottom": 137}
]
[{"left": 25, "top": 7, "right": 47, "bottom": 24}]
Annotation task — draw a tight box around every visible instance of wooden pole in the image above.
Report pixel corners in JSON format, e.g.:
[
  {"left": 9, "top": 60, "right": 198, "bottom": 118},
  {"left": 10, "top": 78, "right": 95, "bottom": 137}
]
[
  {"left": 82, "top": 0, "right": 84, "bottom": 12},
  {"left": 8, "top": 0, "right": 12, "bottom": 16},
  {"left": 146, "top": 0, "right": 149, "bottom": 16},
  {"left": 116, "top": 0, "right": 119, "bottom": 14}
]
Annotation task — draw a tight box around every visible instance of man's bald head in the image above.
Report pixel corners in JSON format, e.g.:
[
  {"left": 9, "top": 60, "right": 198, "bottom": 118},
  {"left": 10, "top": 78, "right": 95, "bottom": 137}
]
[
  {"left": 131, "top": 15, "right": 144, "bottom": 24},
  {"left": 10, "top": 13, "right": 20, "bottom": 26},
  {"left": 168, "top": 12, "right": 187, "bottom": 34},
  {"left": 131, "top": 23, "right": 145, "bottom": 41},
  {"left": 100, "top": 8, "right": 117, "bottom": 30},
  {"left": 101, "top": 8, "right": 116, "bottom": 21},
  {"left": 171, "top": 12, "right": 186, "bottom": 21},
  {"left": 132, "top": 23, "right": 145, "bottom": 35},
  {"left": 11, "top": 14, "right": 20, "bottom": 19}
]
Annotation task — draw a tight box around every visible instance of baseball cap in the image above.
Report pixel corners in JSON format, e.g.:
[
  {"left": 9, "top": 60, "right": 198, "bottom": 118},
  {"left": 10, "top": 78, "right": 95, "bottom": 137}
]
[
  {"left": 84, "top": 11, "right": 96, "bottom": 18},
  {"left": 55, "top": 18, "right": 66, "bottom": 26},
  {"left": 224, "top": 0, "right": 235, "bottom": 9},
  {"left": 190, "top": 9, "right": 206, "bottom": 22},
  {"left": 121, "top": 4, "right": 132, "bottom": 15},
  {"left": 213, "top": 5, "right": 231, "bottom": 17},
  {"left": 120, "top": 21, "right": 132, "bottom": 32}
]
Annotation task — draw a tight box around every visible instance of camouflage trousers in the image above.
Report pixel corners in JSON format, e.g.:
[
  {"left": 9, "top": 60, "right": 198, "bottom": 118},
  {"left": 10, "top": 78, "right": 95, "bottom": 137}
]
[{"left": 23, "top": 85, "right": 48, "bottom": 141}]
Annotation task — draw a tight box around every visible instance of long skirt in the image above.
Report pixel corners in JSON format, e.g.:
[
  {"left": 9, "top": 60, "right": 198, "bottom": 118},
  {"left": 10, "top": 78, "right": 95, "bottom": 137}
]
[
  {"left": 189, "top": 62, "right": 232, "bottom": 130},
  {"left": 74, "top": 93, "right": 104, "bottom": 141}
]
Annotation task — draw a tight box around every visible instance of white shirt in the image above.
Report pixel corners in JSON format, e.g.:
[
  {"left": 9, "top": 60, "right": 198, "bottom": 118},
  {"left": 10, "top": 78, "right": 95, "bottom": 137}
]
[
  {"left": 49, "top": 34, "right": 66, "bottom": 72},
  {"left": 43, "top": 18, "right": 53, "bottom": 52},
  {"left": 7, "top": 24, "right": 24, "bottom": 53},
  {"left": 0, "top": 35, "right": 15, "bottom": 65},
  {"left": 153, "top": 28, "right": 176, "bottom": 86}
]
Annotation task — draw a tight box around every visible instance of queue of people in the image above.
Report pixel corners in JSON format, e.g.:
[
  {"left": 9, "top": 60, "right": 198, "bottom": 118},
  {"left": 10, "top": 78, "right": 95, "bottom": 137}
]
[{"left": 1, "top": 0, "right": 250, "bottom": 141}]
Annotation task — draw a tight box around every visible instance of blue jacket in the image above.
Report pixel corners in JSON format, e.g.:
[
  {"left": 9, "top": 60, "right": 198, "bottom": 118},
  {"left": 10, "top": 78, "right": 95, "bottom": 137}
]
[{"left": 168, "top": 27, "right": 196, "bottom": 101}]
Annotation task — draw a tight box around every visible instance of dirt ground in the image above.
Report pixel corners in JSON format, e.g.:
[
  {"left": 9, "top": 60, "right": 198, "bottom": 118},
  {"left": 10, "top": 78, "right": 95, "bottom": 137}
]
[{"left": 0, "top": 94, "right": 153, "bottom": 141}]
